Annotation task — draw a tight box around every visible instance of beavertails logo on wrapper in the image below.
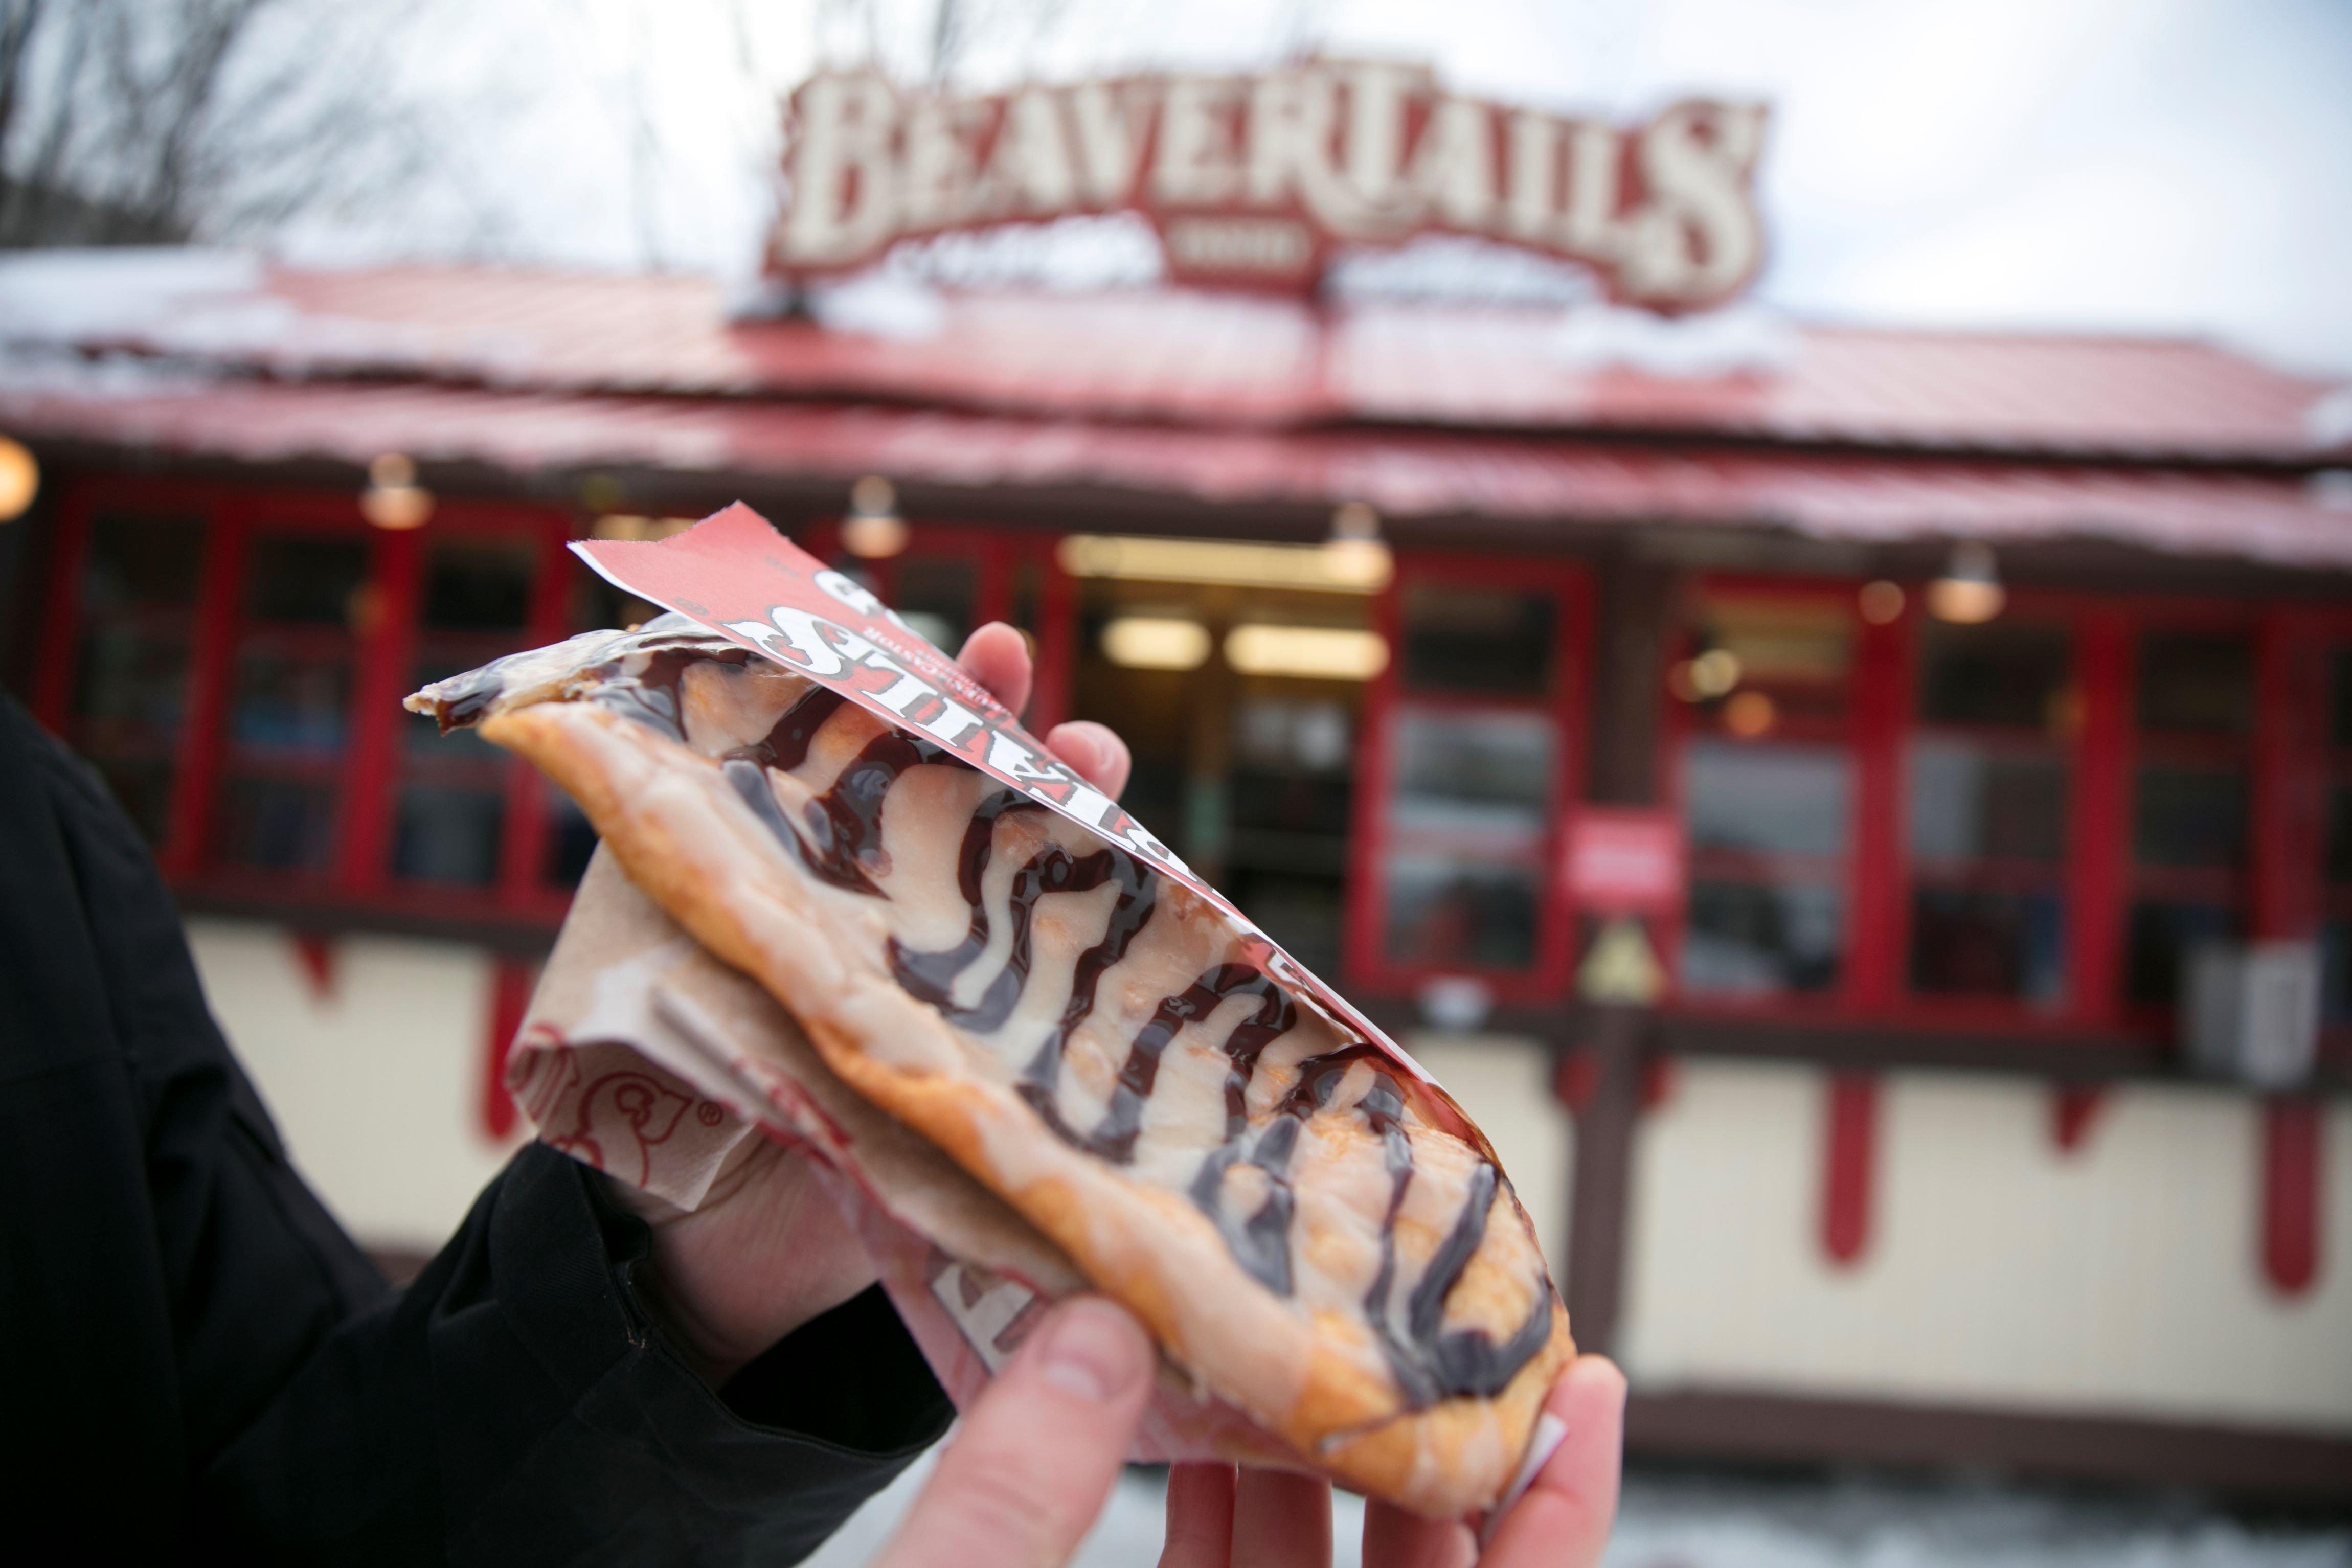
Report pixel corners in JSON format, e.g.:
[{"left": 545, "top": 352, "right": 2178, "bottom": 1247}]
[{"left": 573, "top": 503, "right": 1437, "bottom": 1089}]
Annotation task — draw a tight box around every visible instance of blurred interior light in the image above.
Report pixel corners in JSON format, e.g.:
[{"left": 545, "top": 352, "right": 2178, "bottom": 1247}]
[
  {"left": 1102, "top": 616, "right": 1211, "bottom": 670},
  {"left": 1059, "top": 533, "right": 1385, "bottom": 594},
  {"left": 1724, "top": 689, "right": 1777, "bottom": 738},
  {"left": 360, "top": 451, "right": 433, "bottom": 531},
  {"left": 1320, "top": 500, "right": 1394, "bottom": 590},
  {"left": 592, "top": 514, "right": 696, "bottom": 542},
  {"left": 1225, "top": 624, "right": 1389, "bottom": 681},
  {"left": 1927, "top": 541, "right": 2005, "bottom": 624},
  {"left": 0, "top": 435, "right": 38, "bottom": 522},
  {"left": 841, "top": 473, "right": 908, "bottom": 559},
  {"left": 1858, "top": 579, "right": 1906, "bottom": 625},
  {"left": 1688, "top": 648, "right": 1741, "bottom": 697}
]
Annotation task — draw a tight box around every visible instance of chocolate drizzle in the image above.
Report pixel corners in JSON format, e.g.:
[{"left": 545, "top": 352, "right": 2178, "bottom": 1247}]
[{"left": 451, "top": 645, "right": 1556, "bottom": 1411}]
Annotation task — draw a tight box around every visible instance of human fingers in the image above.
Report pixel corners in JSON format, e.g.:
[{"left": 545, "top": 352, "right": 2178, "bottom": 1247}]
[
  {"left": 1230, "top": 1468, "right": 1329, "bottom": 1568},
  {"left": 871, "top": 1296, "right": 1155, "bottom": 1568},
  {"left": 1479, "top": 1355, "right": 1628, "bottom": 1568},
  {"left": 955, "top": 621, "right": 1034, "bottom": 717},
  {"left": 1361, "top": 1498, "right": 1474, "bottom": 1568},
  {"left": 1158, "top": 1462, "right": 1236, "bottom": 1568},
  {"left": 1045, "top": 720, "right": 1132, "bottom": 800}
]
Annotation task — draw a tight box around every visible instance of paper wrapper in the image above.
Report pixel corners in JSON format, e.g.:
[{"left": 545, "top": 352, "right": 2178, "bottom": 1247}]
[{"left": 513, "top": 845, "right": 1309, "bottom": 1471}]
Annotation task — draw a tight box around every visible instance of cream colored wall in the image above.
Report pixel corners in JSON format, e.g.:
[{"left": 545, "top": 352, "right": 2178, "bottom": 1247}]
[
  {"left": 187, "top": 917, "right": 526, "bottom": 1252},
  {"left": 1618, "top": 1059, "right": 2352, "bottom": 1432},
  {"left": 1405, "top": 1033, "right": 1575, "bottom": 1275}
]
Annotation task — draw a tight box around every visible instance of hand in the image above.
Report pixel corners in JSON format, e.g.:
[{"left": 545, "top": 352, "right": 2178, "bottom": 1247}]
[
  {"left": 875, "top": 1298, "right": 1624, "bottom": 1568},
  {"left": 624, "top": 623, "right": 1132, "bottom": 1384},
  {"left": 1161, "top": 1355, "right": 1629, "bottom": 1568}
]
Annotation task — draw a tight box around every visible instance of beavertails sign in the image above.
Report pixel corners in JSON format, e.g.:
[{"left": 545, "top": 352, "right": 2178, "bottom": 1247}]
[{"left": 769, "top": 62, "right": 1768, "bottom": 310}]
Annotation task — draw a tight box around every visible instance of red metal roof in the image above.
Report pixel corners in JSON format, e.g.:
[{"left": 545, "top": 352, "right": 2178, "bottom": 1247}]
[
  {"left": 26, "top": 262, "right": 2346, "bottom": 464},
  {"left": 7, "top": 374, "right": 2346, "bottom": 569}
]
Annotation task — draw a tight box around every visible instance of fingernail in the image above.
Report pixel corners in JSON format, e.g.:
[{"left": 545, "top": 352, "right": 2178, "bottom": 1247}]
[{"left": 1036, "top": 1298, "right": 1146, "bottom": 1403}]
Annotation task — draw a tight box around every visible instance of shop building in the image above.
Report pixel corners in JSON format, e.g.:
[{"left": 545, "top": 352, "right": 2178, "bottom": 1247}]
[{"left": 2, "top": 246, "right": 2348, "bottom": 1494}]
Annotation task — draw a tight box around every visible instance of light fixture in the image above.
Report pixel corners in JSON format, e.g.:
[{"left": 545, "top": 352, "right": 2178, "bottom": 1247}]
[
  {"left": 841, "top": 473, "right": 908, "bottom": 559},
  {"left": 592, "top": 514, "right": 697, "bottom": 542},
  {"left": 1858, "top": 579, "right": 1905, "bottom": 625},
  {"left": 1926, "top": 541, "right": 2004, "bottom": 624},
  {"left": 1723, "top": 689, "right": 1777, "bottom": 737},
  {"left": 0, "top": 435, "right": 38, "bottom": 522},
  {"left": 1689, "top": 648, "right": 1741, "bottom": 698},
  {"left": 1320, "top": 501, "right": 1394, "bottom": 590},
  {"left": 360, "top": 452, "right": 433, "bottom": 531},
  {"left": 1102, "top": 616, "right": 1212, "bottom": 670},
  {"left": 1225, "top": 624, "right": 1390, "bottom": 681},
  {"left": 1057, "top": 534, "right": 1386, "bottom": 595}
]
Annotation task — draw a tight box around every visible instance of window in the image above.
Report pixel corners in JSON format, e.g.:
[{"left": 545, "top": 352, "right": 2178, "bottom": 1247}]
[
  {"left": 1676, "top": 590, "right": 1853, "bottom": 999},
  {"left": 1373, "top": 579, "right": 1570, "bottom": 978},
  {"left": 211, "top": 534, "right": 369, "bottom": 880},
  {"left": 62, "top": 512, "right": 203, "bottom": 845},
  {"left": 2124, "top": 628, "right": 2253, "bottom": 1009},
  {"left": 394, "top": 537, "right": 534, "bottom": 886},
  {"left": 1906, "top": 621, "right": 2073, "bottom": 1007}
]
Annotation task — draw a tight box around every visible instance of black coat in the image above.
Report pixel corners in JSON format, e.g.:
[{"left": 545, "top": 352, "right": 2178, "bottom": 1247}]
[{"left": 0, "top": 694, "right": 950, "bottom": 1564}]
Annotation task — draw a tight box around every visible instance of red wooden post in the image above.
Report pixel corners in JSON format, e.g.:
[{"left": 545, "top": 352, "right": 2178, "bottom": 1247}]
[
  {"left": 1847, "top": 598, "right": 1909, "bottom": 1014},
  {"left": 2067, "top": 606, "right": 2132, "bottom": 1028},
  {"left": 338, "top": 524, "right": 423, "bottom": 894},
  {"left": 29, "top": 476, "right": 95, "bottom": 731},
  {"left": 481, "top": 955, "right": 540, "bottom": 1141},
  {"left": 1027, "top": 535, "right": 1076, "bottom": 734},
  {"left": 2261, "top": 1097, "right": 2323, "bottom": 1297},
  {"left": 1821, "top": 1072, "right": 1880, "bottom": 1267},
  {"left": 164, "top": 494, "right": 248, "bottom": 882},
  {"left": 2050, "top": 1083, "right": 2106, "bottom": 1154}
]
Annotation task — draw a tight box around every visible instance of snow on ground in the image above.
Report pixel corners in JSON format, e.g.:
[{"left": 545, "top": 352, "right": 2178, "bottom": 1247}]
[{"left": 803, "top": 1448, "right": 2352, "bottom": 1567}]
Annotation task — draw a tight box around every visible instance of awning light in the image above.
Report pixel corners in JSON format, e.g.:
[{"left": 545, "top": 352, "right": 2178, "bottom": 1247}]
[
  {"left": 1058, "top": 533, "right": 1387, "bottom": 594},
  {"left": 1225, "top": 623, "right": 1389, "bottom": 680},
  {"left": 1320, "top": 501, "right": 1394, "bottom": 590},
  {"left": 361, "top": 452, "right": 433, "bottom": 530},
  {"left": 0, "top": 435, "right": 38, "bottom": 522},
  {"left": 1102, "top": 616, "right": 1211, "bottom": 670},
  {"left": 1927, "top": 542, "right": 2004, "bottom": 625},
  {"left": 842, "top": 473, "right": 908, "bottom": 559}
]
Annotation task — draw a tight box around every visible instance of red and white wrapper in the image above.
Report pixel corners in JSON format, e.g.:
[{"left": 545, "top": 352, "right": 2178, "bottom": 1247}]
[{"left": 511, "top": 848, "right": 1304, "bottom": 1470}]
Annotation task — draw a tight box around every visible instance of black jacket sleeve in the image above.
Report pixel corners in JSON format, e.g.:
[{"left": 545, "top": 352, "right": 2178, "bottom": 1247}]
[{"left": 0, "top": 694, "right": 949, "bottom": 1565}]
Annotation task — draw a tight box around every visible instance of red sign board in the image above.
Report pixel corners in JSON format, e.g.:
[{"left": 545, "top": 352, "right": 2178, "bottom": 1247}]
[
  {"left": 773, "top": 63, "right": 1767, "bottom": 309},
  {"left": 1565, "top": 808, "right": 1685, "bottom": 915}
]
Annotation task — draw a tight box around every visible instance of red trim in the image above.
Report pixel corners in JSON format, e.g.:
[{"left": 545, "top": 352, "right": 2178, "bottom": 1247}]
[
  {"left": 2050, "top": 1083, "right": 2106, "bottom": 1153},
  {"left": 481, "top": 955, "right": 539, "bottom": 1141},
  {"left": 1029, "top": 535, "right": 1075, "bottom": 734},
  {"left": 2261, "top": 1097, "right": 2323, "bottom": 1297},
  {"left": 2068, "top": 607, "right": 2131, "bottom": 1029},
  {"left": 340, "top": 523, "right": 422, "bottom": 893},
  {"left": 1821, "top": 1072, "right": 1879, "bottom": 1267},
  {"left": 1849, "top": 595, "right": 1909, "bottom": 1013},
  {"left": 29, "top": 477, "right": 95, "bottom": 730},
  {"left": 290, "top": 930, "right": 340, "bottom": 1002}
]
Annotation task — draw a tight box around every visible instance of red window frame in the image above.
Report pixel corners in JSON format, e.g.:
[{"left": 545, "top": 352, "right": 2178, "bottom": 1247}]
[
  {"left": 1654, "top": 573, "right": 2322, "bottom": 1044},
  {"left": 1344, "top": 551, "right": 1592, "bottom": 1006},
  {"left": 36, "top": 473, "right": 581, "bottom": 927}
]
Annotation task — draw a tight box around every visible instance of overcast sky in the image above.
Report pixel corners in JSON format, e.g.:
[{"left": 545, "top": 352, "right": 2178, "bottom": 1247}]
[{"left": 344, "top": 0, "right": 2352, "bottom": 378}]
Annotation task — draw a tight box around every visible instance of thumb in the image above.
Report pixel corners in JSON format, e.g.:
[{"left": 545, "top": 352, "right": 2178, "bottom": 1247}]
[{"left": 872, "top": 1296, "right": 1156, "bottom": 1568}]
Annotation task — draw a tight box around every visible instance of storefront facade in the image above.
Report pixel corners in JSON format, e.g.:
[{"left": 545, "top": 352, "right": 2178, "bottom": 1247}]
[{"left": 3, "top": 256, "right": 2348, "bottom": 1494}]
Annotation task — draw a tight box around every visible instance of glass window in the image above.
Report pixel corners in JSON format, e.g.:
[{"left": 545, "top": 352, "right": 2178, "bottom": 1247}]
[
  {"left": 1388, "top": 711, "right": 1554, "bottom": 842},
  {"left": 67, "top": 513, "right": 203, "bottom": 845},
  {"left": 1400, "top": 583, "right": 1554, "bottom": 697},
  {"left": 2124, "top": 628, "right": 2252, "bottom": 1011},
  {"left": 1677, "top": 590, "right": 1853, "bottom": 1001},
  {"left": 1383, "top": 854, "right": 1541, "bottom": 970},
  {"left": 396, "top": 537, "right": 533, "bottom": 887},
  {"left": 893, "top": 556, "right": 978, "bottom": 654},
  {"left": 2137, "top": 631, "right": 2253, "bottom": 735},
  {"left": 1906, "top": 620, "right": 2073, "bottom": 1006},
  {"left": 211, "top": 536, "right": 368, "bottom": 878}
]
